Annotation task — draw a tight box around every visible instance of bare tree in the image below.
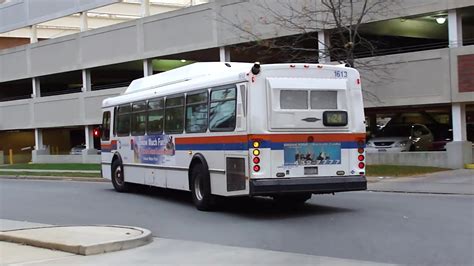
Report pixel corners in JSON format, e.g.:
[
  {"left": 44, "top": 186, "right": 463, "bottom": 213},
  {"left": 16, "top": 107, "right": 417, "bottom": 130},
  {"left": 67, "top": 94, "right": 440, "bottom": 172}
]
[
  {"left": 219, "top": 0, "right": 401, "bottom": 103},
  {"left": 220, "top": 0, "right": 398, "bottom": 65}
]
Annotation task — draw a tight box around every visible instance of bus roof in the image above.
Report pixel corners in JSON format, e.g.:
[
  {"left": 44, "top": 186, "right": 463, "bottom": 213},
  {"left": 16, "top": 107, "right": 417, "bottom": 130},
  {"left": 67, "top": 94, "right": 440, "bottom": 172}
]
[
  {"left": 124, "top": 62, "right": 254, "bottom": 95},
  {"left": 102, "top": 62, "right": 355, "bottom": 108}
]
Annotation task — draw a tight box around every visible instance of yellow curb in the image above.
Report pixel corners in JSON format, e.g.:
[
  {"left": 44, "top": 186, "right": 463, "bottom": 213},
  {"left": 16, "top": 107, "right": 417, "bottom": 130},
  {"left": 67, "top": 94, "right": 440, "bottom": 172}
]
[{"left": 465, "top": 164, "right": 474, "bottom": 169}]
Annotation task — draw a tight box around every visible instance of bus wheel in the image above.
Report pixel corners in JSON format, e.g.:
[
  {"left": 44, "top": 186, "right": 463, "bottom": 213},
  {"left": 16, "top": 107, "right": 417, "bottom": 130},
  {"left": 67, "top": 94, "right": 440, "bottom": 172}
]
[
  {"left": 273, "top": 193, "right": 311, "bottom": 206},
  {"left": 111, "top": 160, "right": 129, "bottom": 192},
  {"left": 190, "top": 164, "right": 215, "bottom": 211}
]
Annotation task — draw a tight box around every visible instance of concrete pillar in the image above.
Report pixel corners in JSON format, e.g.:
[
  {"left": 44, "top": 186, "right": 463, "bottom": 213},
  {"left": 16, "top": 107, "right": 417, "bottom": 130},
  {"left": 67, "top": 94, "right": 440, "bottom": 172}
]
[
  {"left": 82, "top": 126, "right": 97, "bottom": 154},
  {"left": 32, "top": 78, "right": 41, "bottom": 98},
  {"left": 452, "top": 103, "right": 467, "bottom": 141},
  {"left": 82, "top": 69, "right": 91, "bottom": 92},
  {"left": 32, "top": 129, "right": 48, "bottom": 163},
  {"left": 445, "top": 103, "right": 472, "bottom": 168},
  {"left": 30, "top": 25, "right": 38, "bottom": 43},
  {"left": 82, "top": 125, "right": 98, "bottom": 161},
  {"left": 141, "top": 0, "right": 150, "bottom": 17},
  {"left": 219, "top": 47, "right": 230, "bottom": 62},
  {"left": 84, "top": 125, "right": 94, "bottom": 150},
  {"left": 0, "top": 150, "right": 4, "bottom": 165},
  {"left": 318, "top": 30, "right": 330, "bottom": 63},
  {"left": 143, "top": 59, "right": 153, "bottom": 77},
  {"left": 448, "top": 9, "right": 463, "bottom": 48},
  {"left": 80, "top": 12, "right": 88, "bottom": 32},
  {"left": 34, "top": 129, "right": 44, "bottom": 151}
]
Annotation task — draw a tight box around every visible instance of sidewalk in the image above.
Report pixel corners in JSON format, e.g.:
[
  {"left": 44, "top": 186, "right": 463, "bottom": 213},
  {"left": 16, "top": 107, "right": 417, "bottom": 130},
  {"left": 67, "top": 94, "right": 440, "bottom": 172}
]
[
  {"left": 0, "top": 219, "right": 392, "bottom": 265},
  {"left": 367, "top": 169, "right": 474, "bottom": 195}
]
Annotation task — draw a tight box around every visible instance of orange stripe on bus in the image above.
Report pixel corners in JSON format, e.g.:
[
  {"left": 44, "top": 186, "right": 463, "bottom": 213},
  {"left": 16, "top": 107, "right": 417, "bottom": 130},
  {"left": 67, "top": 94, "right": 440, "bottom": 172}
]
[
  {"left": 175, "top": 133, "right": 365, "bottom": 144},
  {"left": 250, "top": 133, "right": 366, "bottom": 142}
]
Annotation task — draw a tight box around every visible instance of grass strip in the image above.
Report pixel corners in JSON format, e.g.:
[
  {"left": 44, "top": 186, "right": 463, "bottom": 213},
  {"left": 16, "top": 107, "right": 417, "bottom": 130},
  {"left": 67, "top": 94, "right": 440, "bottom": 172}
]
[
  {"left": 0, "top": 163, "right": 100, "bottom": 171},
  {"left": 366, "top": 165, "right": 449, "bottom": 177},
  {"left": 0, "top": 171, "right": 101, "bottom": 178}
]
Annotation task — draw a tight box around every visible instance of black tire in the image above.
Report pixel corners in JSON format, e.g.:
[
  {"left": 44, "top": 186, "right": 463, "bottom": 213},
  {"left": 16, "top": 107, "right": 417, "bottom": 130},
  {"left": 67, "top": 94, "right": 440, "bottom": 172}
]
[
  {"left": 111, "top": 159, "right": 130, "bottom": 192},
  {"left": 190, "top": 164, "right": 216, "bottom": 211},
  {"left": 273, "top": 193, "right": 312, "bottom": 206}
]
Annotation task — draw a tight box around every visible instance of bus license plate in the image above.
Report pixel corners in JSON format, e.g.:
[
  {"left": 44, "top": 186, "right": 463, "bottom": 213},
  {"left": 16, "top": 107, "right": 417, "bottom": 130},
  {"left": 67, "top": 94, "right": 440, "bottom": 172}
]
[{"left": 304, "top": 167, "right": 318, "bottom": 175}]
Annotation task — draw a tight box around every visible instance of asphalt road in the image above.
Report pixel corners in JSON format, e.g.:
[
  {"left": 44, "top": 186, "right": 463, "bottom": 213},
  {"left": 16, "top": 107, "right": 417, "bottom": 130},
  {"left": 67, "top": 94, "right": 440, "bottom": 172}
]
[{"left": 0, "top": 179, "right": 472, "bottom": 265}]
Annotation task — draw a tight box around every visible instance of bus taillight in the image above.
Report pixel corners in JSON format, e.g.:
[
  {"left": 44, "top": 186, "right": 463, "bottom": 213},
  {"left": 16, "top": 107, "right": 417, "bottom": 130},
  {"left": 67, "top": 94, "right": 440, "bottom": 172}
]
[
  {"left": 253, "top": 165, "right": 261, "bottom": 172},
  {"left": 357, "top": 140, "right": 365, "bottom": 170},
  {"left": 253, "top": 157, "right": 260, "bottom": 164},
  {"left": 252, "top": 140, "right": 261, "bottom": 172}
]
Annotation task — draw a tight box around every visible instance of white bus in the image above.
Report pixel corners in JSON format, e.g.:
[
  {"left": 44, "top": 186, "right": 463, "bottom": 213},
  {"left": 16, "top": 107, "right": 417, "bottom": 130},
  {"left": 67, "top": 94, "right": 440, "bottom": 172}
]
[{"left": 100, "top": 62, "right": 367, "bottom": 211}]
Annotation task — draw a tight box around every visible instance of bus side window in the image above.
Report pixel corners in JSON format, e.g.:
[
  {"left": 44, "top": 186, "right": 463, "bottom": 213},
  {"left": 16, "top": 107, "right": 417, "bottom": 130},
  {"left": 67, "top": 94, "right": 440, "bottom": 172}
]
[
  {"left": 116, "top": 104, "right": 131, "bottom": 136},
  {"left": 165, "top": 95, "right": 184, "bottom": 134},
  {"left": 101, "top": 111, "right": 111, "bottom": 141},
  {"left": 186, "top": 91, "right": 208, "bottom": 133},
  {"left": 147, "top": 98, "right": 164, "bottom": 134},
  {"left": 209, "top": 86, "right": 237, "bottom": 132},
  {"left": 131, "top": 101, "right": 147, "bottom": 136}
]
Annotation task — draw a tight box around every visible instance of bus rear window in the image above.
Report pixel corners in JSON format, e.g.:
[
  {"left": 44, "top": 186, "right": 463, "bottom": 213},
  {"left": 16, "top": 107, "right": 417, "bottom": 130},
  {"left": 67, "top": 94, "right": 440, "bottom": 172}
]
[
  {"left": 280, "top": 90, "right": 307, "bottom": 109},
  {"left": 280, "top": 90, "right": 337, "bottom": 110},
  {"left": 311, "top": 91, "right": 337, "bottom": 109}
]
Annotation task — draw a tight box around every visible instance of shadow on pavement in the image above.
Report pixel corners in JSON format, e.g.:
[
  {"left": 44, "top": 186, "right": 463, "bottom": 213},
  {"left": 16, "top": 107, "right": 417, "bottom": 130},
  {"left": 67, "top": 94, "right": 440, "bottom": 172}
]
[{"left": 105, "top": 184, "right": 354, "bottom": 219}]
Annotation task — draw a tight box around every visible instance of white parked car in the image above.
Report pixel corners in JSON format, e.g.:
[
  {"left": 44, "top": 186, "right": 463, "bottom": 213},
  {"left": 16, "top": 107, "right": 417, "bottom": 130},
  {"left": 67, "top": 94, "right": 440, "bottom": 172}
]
[{"left": 366, "top": 124, "right": 434, "bottom": 152}]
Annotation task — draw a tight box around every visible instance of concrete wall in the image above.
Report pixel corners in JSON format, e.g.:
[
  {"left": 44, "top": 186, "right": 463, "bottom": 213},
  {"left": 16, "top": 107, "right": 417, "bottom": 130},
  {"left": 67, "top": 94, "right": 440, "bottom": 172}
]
[
  {"left": 362, "top": 48, "right": 452, "bottom": 107},
  {"left": 0, "top": 0, "right": 119, "bottom": 33},
  {"left": 366, "top": 152, "right": 450, "bottom": 168},
  {"left": 1, "top": 0, "right": 474, "bottom": 83},
  {"left": 0, "top": 87, "right": 124, "bottom": 130},
  {"left": 2, "top": 47, "right": 469, "bottom": 129},
  {"left": 450, "top": 45, "right": 474, "bottom": 103},
  {"left": 32, "top": 154, "right": 100, "bottom": 164}
]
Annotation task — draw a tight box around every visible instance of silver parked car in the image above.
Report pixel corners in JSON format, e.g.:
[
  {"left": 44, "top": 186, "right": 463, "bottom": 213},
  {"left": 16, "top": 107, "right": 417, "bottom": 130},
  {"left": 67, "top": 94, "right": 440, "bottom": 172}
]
[
  {"left": 69, "top": 145, "right": 86, "bottom": 155},
  {"left": 366, "top": 124, "right": 434, "bottom": 152}
]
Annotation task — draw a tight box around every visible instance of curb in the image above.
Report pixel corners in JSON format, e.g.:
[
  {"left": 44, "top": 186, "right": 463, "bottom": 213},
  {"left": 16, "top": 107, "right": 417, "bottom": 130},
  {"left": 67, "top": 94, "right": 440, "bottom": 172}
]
[
  {"left": 0, "top": 225, "right": 153, "bottom": 255},
  {"left": 367, "top": 189, "right": 473, "bottom": 196},
  {"left": 0, "top": 169, "right": 100, "bottom": 173},
  {"left": 0, "top": 175, "right": 106, "bottom": 182}
]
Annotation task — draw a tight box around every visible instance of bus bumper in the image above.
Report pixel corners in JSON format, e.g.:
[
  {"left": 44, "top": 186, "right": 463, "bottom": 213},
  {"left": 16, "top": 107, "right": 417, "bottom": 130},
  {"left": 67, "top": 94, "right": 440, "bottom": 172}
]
[{"left": 249, "top": 176, "right": 367, "bottom": 195}]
